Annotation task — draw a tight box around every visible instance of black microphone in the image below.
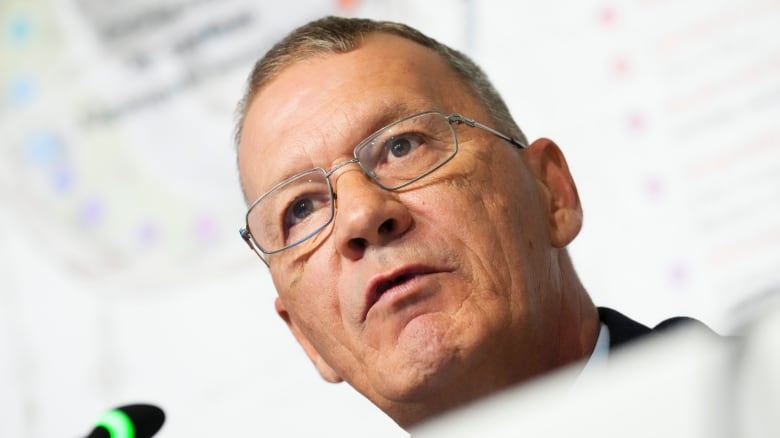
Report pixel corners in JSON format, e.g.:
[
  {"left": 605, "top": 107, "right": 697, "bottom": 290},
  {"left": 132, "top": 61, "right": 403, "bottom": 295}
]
[{"left": 86, "top": 403, "right": 165, "bottom": 438}]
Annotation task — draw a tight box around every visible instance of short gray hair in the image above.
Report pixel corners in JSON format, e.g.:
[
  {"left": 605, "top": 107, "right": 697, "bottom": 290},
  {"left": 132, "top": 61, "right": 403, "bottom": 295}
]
[{"left": 234, "top": 16, "right": 525, "bottom": 149}]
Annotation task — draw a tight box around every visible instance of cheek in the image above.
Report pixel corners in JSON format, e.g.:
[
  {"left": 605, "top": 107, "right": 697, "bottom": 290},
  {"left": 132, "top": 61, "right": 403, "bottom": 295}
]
[
  {"left": 408, "top": 178, "right": 509, "bottom": 276},
  {"left": 273, "top": 262, "right": 343, "bottom": 336},
  {"left": 436, "top": 161, "right": 534, "bottom": 247},
  {"left": 416, "top": 151, "right": 547, "bottom": 288}
]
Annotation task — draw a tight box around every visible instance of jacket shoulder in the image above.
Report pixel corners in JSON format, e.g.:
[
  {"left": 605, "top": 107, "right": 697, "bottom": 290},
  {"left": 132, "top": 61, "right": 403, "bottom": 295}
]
[{"left": 598, "top": 307, "right": 717, "bottom": 350}]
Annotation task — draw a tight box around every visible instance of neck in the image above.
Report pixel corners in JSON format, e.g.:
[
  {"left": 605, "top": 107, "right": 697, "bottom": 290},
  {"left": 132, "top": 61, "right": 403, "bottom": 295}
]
[{"left": 553, "top": 250, "right": 600, "bottom": 365}]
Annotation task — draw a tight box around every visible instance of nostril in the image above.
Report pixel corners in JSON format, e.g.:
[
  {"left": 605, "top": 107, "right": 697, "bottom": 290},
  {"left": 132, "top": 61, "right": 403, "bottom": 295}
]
[
  {"left": 378, "top": 218, "right": 396, "bottom": 235},
  {"left": 348, "top": 237, "right": 368, "bottom": 251}
]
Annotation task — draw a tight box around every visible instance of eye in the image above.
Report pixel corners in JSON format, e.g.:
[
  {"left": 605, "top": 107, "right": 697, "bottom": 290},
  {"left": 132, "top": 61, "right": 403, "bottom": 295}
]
[
  {"left": 283, "top": 195, "right": 319, "bottom": 234},
  {"left": 288, "top": 197, "right": 315, "bottom": 222},
  {"left": 385, "top": 133, "right": 424, "bottom": 159},
  {"left": 280, "top": 189, "right": 332, "bottom": 243}
]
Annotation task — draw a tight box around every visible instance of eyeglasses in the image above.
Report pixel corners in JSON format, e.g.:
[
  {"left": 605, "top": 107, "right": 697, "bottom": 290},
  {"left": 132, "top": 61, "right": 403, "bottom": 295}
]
[{"left": 239, "top": 110, "right": 526, "bottom": 264}]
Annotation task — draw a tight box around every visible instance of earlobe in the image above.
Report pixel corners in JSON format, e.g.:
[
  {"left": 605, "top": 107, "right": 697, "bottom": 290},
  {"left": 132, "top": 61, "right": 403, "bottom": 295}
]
[
  {"left": 275, "top": 297, "right": 344, "bottom": 383},
  {"left": 526, "top": 138, "right": 583, "bottom": 248}
]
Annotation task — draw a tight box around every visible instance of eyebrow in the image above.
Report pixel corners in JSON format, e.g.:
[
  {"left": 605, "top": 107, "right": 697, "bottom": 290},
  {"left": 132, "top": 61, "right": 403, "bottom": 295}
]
[{"left": 364, "top": 101, "right": 423, "bottom": 133}]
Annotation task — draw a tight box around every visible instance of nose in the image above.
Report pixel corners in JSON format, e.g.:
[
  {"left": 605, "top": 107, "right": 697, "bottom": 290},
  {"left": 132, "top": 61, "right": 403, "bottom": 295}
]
[{"left": 331, "top": 169, "right": 413, "bottom": 260}]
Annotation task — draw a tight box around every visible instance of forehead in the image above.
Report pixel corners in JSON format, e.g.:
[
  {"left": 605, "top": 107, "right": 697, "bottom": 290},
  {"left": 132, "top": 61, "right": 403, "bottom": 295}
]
[{"left": 238, "top": 33, "right": 480, "bottom": 200}]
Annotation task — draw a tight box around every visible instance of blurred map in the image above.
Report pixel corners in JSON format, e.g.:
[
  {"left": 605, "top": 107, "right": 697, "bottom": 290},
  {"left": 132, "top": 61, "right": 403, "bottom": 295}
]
[{"left": 0, "top": 0, "right": 344, "bottom": 285}]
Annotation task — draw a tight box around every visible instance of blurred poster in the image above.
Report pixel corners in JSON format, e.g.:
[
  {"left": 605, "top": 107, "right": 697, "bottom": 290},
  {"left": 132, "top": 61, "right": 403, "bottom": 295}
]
[
  {"left": 0, "top": 0, "right": 338, "bottom": 285},
  {"left": 474, "top": 0, "right": 780, "bottom": 325}
]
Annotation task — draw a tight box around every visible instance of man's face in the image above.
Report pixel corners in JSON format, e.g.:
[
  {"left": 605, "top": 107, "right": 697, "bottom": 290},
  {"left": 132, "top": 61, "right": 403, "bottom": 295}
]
[{"left": 238, "top": 33, "right": 580, "bottom": 425}]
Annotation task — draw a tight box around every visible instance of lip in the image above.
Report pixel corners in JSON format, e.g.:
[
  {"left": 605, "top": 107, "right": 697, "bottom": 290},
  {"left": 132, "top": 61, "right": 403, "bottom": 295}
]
[{"left": 362, "top": 264, "right": 445, "bottom": 322}]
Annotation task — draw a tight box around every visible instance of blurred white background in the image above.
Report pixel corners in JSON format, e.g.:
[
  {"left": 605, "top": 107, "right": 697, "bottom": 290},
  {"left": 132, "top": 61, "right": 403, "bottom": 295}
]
[{"left": 1, "top": 0, "right": 778, "bottom": 436}]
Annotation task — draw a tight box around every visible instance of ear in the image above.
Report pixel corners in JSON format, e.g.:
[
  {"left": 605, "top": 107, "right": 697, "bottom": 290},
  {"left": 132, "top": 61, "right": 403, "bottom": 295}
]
[
  {"left": 525, "top": 138, "right": 583, "bottom": 248},
  {"left": 275, "top": 297, "right": 343, "bottom": 383}
]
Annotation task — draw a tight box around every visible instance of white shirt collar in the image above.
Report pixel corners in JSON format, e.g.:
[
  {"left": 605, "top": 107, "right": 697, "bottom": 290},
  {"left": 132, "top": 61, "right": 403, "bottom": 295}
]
[{"left": 575, "top": 322, "right": 610, "bottom": 383}]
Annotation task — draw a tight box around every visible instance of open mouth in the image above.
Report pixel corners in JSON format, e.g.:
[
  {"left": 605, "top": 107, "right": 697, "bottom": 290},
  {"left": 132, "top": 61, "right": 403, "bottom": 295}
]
[
  {"left": 375, "top": 272, "right": 417, "bottom": 297},
  {"left": 364, "top": 266, "right": 440, "bottom": 320}
]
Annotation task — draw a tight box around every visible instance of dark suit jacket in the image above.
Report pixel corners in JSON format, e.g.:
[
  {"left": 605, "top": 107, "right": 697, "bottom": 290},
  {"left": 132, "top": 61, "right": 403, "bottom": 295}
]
[{"left": 598, "top": 307, "right": 714, "bottom": 350}]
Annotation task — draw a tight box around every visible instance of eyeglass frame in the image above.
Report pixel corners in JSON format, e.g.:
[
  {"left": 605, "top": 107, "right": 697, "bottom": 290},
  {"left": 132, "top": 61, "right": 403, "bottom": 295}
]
[{"left": 239, "top": 109, "right": 527, "bottom": 266}]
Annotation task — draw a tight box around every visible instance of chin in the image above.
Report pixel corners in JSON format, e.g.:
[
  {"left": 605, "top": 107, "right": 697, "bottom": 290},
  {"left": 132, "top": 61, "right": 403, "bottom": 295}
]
[
  {"left": 370, "top": 316, "right": 476, "bottom": 405},
  {"left": 370, "top": 357, "right": 482, "bottom": 429},
  {"left": 363, "top": 307, "right": 503, "bottom": 422}
]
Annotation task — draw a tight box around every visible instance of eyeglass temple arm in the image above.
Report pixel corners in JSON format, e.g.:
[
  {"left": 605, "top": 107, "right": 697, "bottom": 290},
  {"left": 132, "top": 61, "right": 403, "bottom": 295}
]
[
  {"left": 239, "top": 227, "right": 271, "bottom": 267},
  {"left": 239, "top": 228, "right": 254, "bottom": 248},
  {"left": 448, "top": 114, "right": 527, "bottom": 149}
]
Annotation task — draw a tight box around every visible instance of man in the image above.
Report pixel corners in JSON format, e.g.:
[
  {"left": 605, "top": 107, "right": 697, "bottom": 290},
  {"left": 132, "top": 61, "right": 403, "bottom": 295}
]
[{"left": 234, "top": 16, "right": 701, "bottom": 428}]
